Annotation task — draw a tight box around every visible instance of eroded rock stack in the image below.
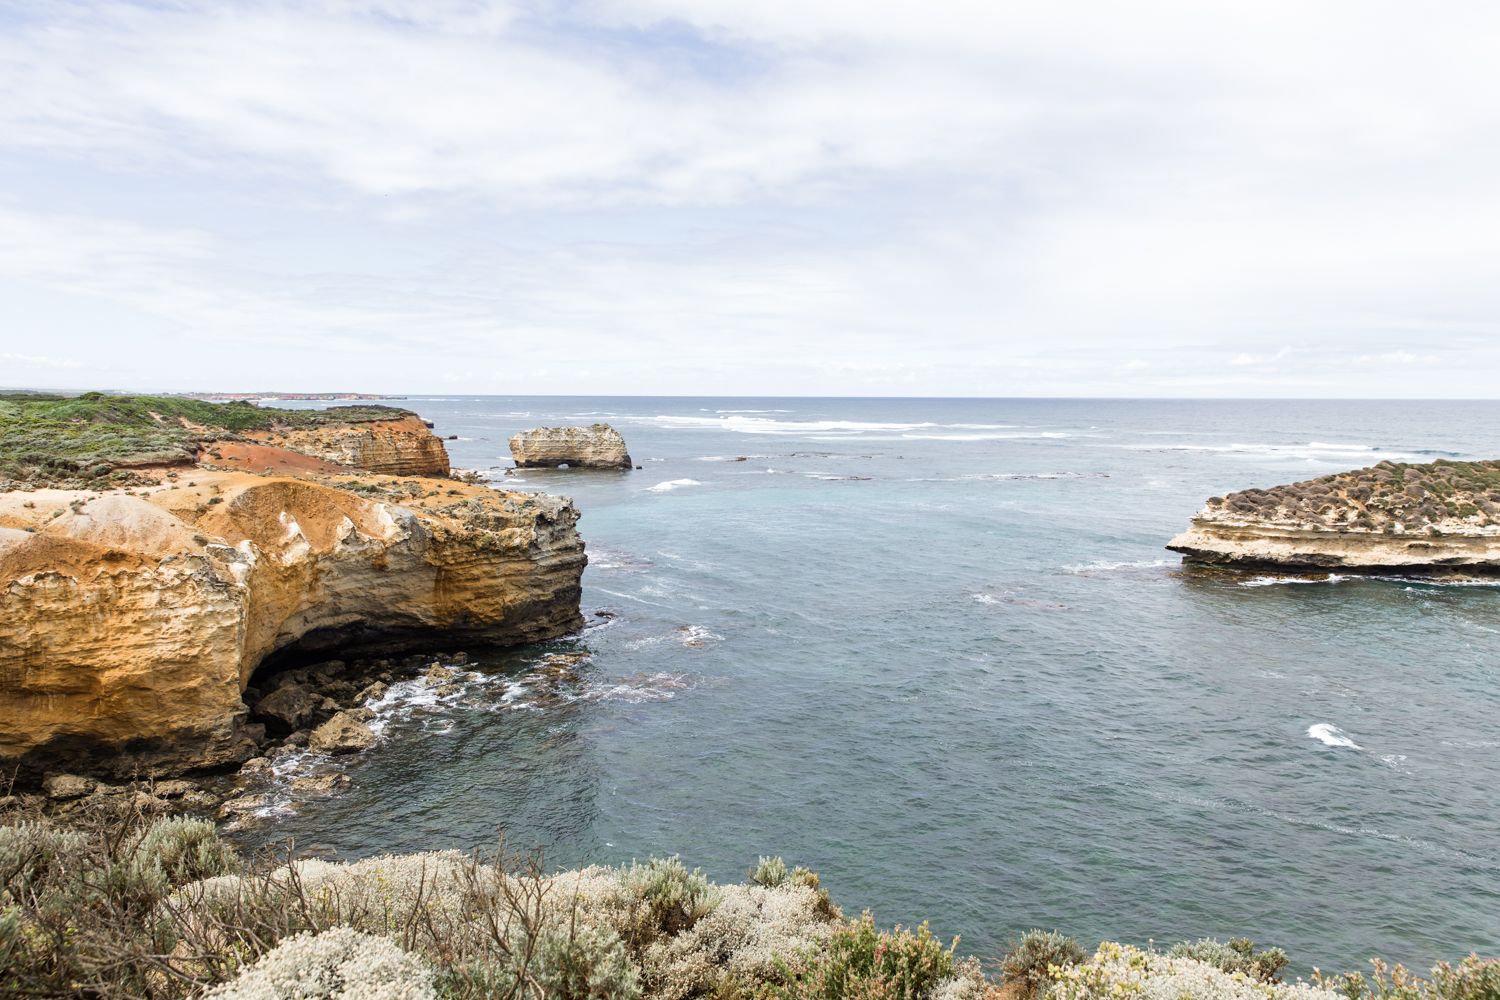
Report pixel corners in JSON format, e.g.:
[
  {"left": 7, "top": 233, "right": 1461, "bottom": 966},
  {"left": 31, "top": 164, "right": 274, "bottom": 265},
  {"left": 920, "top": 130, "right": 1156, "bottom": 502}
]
[
  {"left": 509, "top": 424, "right": 632, "bottom": 469},
  {"left": 1167, "top": 459, "right": 1500, "bottom": 574}
]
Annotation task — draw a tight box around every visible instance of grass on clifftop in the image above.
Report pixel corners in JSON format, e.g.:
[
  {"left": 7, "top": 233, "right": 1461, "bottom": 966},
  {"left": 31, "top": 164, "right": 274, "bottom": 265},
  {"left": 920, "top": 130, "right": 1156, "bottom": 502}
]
[{"left": 0, "top": 392, "right": 413, "bottom": 488}]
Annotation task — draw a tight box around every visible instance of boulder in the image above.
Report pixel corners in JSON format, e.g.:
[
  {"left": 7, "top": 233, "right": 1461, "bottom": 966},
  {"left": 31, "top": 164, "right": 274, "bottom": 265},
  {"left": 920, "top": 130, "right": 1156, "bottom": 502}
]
[
  {"left": 283, "top": 729, "right": 312, "bottom": 748},
  {"left": 42, "top": 774, "right": 95, "bottom": 800},
  {"left": 509, "top": 424, "right": 632, "bottom": 469},
  {"left": 309, "top": 713, "right": 377, "bottom": 755},
  {"left": 346, "top": 707, "right": 376, "bottom": 722},
  {"left": 424, "top": 664, "right": 455, "bottom": 686},
  {"left": 253, "top": 686, "right": 315, "bottom": 734},
  {"left": 239, "top": 757, "right": 273, "bottom": 775},
  {"left": 290, "top": 773, "right": 352, "bottom": 794},
  {"left": 217, "top": 794, "right": 268, "bottom": 817},
  {"left": 152, "top": 779, "right": 198, "bottom": 798},
  {"left": 355, "top": 681, "right": 388, "bottom": 704}
]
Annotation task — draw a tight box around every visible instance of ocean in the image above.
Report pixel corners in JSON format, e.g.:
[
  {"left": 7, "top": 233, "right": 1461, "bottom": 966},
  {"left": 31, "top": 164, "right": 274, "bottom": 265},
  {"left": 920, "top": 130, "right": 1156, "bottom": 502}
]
[{"left": 242, "top": 397, "right": 1500, "bottom": 976}]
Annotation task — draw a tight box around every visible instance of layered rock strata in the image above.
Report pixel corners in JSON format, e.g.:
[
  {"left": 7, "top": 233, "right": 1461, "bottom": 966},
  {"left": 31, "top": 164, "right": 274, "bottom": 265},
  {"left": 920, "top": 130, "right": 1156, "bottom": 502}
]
[
  {"left": 509, "top": 424, "right": 632, "bottom": 469},
  {"left": 241, "top": 414, "right": 449, "bottom": 478},
  {"left": 0, "top": 472, "right": 585, "bottom": 781},
  {"left": 1167, "top": 459, "right": 1500, "bottom": 574}
]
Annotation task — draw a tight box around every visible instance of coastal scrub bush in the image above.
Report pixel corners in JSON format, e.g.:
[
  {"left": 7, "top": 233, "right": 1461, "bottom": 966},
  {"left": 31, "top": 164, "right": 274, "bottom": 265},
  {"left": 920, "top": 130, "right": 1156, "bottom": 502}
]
[
  {"left": 130, "top": 816, "right": 241, "bottom": 888},
  {"left": 995, "top": 929, "right": 1088, "bottom": 999},
  {"left": 1169, "top": 938, "right": 1289, "bottom": 983},
  {"left": 775, "top": 911, "right": 956, "bottom": 1000},
  {"left": 607, "top": 856, "right": 723, "bottom": 951},
  {"left": 1315, "top": 955, "right": 1500, "bottom": 1000},
  {"left": 1052, "top": 942, "right": 1335, "bottom": 1000},
  {"left": 206, "top": 927, "right": 436, "bottom": 1000}
]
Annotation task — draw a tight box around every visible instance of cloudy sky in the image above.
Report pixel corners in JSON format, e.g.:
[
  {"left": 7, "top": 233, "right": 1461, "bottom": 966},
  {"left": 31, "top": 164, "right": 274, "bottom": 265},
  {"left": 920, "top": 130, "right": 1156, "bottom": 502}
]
[{"left": 2, "top": 0, "right": 1498, "bottom": 396}]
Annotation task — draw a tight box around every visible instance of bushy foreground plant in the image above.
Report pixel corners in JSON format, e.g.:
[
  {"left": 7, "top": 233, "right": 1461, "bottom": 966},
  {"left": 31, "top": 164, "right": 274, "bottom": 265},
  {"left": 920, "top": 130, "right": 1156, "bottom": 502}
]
[
  {"left": 1049, "top": 942, "right": 1334, "bottom": 1000},
  {"left": 609, "top": 856, "right": 724, "bottom": 952},
  {"left": 775, "top": 911, "right": 957, "bottom": 1000},
  {"left": 1314, "top": 955, "right": 1500, "bottom": 1000},
  {"left": 995, "top": 929, "right": 1088, "bottom": 999},
  {"left": 1169, "top": 938, "right": 1289, "bottom": 983}
]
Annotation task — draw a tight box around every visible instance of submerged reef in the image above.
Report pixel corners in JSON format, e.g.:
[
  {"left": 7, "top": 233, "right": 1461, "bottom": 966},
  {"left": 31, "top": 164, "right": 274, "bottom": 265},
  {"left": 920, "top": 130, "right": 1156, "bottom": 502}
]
[{"left": 1168, "top": 459, "right": 1500, "bottom": 574}]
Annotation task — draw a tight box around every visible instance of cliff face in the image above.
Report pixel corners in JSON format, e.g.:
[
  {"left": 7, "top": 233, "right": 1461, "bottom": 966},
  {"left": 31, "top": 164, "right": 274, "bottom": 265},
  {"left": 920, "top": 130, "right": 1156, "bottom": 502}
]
[
  {"left": 0, "top": 472, "right": 584, "bottom": 781},
  {"left": 1167, "top": 459, "right": 1500, "bottom": 574},
  {"left": 244, "top": 416, "right": 449, "bottom": 478},
  {"left": 510, "top": 424, "right": 632, "bottom": 469}
]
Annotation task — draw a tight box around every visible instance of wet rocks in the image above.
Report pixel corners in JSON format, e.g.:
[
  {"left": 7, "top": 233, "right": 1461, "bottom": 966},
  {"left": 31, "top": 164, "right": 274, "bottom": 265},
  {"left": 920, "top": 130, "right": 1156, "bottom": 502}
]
[
  {"left": 424, "top": 664, "right": 456, "bottom": 686},
  {"left": 253, "top": 685, "right": 316, "bottom": 733},
  {"left": 309, "top": 713, "right": 377, "bottom": 755},
  {"left": 239, "top": 757, "right": 274, "bottom": 775},
  {"left": 355, "top": 681, "right": 388, "bottom": 704},
  {"left": 290, "top": 773, "right": 351, "bottom": 794},
  {"left": 217, "top": 793, "right": 269, "bottom": 817}
]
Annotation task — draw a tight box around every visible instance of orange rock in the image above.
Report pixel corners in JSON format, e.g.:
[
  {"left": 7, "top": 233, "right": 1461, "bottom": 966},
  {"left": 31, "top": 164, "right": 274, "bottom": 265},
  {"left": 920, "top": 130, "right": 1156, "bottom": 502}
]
[{"left": 0, "top": 470, "right": 584, "bottom": 782}]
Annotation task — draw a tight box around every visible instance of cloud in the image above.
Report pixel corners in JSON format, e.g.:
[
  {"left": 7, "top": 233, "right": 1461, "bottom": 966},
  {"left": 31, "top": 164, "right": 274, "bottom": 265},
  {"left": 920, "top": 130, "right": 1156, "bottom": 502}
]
[
  {"left": 0, "top": 352, "right": 83, "bottom": 369},
  {"left": 0, "top": 1, "right": 1498, "bottom": 394}
]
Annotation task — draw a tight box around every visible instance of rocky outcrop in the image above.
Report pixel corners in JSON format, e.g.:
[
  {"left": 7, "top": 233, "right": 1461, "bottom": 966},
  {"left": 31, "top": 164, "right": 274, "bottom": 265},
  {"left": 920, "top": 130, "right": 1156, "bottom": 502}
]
[
  {"left": 1167, "top": 459, "right": 1500, "bottom": 574},
  {"left": 509, "top": 424, "right": 632, "bottom": 469},
  {"left": 0, "top": 471, "right": 585, "bottom": 782},
  {"left": 243, "top": 414, "right": 449, "bottom": 478}
]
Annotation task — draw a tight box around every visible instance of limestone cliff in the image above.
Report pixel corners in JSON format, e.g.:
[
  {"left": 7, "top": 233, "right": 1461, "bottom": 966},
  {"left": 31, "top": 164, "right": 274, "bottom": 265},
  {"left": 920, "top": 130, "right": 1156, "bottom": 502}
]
[
  {"left": 1167, "top": 458, "right": 1500, "bottom": 574},
  {"left": 242, "top": 414, "right": 449, "bottom": 478},
  {"left": 0, "top": 472, "right": 584, "bottom": 781},
  {"left": 510, "top": 424, "right": 632, "bottom": 469}
]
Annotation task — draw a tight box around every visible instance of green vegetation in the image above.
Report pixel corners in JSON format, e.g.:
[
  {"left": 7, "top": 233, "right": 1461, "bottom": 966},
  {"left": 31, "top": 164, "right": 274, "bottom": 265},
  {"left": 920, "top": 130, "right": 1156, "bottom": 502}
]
[
  {"left": 1209, "top": 459, "right": 1500, "bottom": 531},
  {"left": 776, "top": 912, "right": 956, "bottom": 1000},
  {"left": 0, "top": 805, "right": 1495, "bottom": 1000},
  {"left": 1169, "top": 938, "right": 1289, "bottom": 983},
  {"left": 996, "top": 930, "right": 1088, "bottom": 999},
  {"left": 0, "top": 392, "right": 413, "bottom": 488}
]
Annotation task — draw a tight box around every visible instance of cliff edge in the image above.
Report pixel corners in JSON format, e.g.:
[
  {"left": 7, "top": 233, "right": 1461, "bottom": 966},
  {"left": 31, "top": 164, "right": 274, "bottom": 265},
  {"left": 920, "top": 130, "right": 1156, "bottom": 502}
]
[
  {"left": 0, "top": 469, "right": 585, "bottom": 781},
  {"left": 1167, "top": 459, "right": 1500, "bottom": 574}
]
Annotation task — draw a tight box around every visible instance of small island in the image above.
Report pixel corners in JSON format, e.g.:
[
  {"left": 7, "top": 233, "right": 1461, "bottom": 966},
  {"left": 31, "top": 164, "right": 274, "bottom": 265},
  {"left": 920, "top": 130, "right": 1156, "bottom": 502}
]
[{"left": 1167, "top": 458, "right": 1500, "bottom": 574}]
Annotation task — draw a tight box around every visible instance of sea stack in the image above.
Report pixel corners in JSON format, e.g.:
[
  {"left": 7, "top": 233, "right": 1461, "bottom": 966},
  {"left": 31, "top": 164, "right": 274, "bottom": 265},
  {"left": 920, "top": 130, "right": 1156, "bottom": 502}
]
[
  {"left": 509, "top": 424, "right": 633, "bottom": 469},
  {"left": 1166, "top": 459, "right": 1500, "bottom": 575}
]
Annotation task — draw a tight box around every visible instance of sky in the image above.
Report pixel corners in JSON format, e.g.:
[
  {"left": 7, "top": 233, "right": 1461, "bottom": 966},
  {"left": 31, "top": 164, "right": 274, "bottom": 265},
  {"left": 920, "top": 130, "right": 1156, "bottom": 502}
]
[{"left": 2, "top": 0, "right": 1499, "bottom": 397}]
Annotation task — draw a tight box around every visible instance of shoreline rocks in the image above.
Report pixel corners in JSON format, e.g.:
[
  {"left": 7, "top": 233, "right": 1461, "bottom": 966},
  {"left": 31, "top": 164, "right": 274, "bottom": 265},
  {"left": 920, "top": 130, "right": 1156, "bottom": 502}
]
[
  {"left": 509, "top": 424, "right": 632, "bottom": 469},
  {"left": 1167, "top": 459, "right": 1500, "bottom": 574}
]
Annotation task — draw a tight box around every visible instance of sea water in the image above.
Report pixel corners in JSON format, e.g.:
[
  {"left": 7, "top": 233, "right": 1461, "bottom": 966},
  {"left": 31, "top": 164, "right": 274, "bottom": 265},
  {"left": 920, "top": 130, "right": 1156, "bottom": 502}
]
[{"left": 244, "top": 397, "right": 1500, "bottom": 975}]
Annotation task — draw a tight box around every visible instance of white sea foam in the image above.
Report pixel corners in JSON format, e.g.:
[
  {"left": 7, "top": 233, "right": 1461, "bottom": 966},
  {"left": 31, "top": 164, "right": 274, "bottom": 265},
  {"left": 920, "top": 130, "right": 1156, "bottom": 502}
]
[
  {"left": 965, "top": 472, "right": 1109, "bottom": 480},
  {"left": 1239, "top": 574, "right": 1349, "bottom": 587},
  {"left": 1120, "top": 440, "right": 1437, "bottom": 464},
  {"left": 646, "top": 479, "right": 702, "bottom": 492},
  {"left": 1309, "top": 724, "right": 1362, "bottom": 749},
  {"left": 1063, "top": 559, "right": 1171, "bottom": 574}
]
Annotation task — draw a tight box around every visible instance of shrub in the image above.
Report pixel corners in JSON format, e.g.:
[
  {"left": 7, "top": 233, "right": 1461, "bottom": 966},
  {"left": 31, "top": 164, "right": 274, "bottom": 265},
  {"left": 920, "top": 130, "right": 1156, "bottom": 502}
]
[
  {"left": 1054, "top": 942, "right": 1334, "bottom": 1000},
  {"left": 609, "top": 856, "right": 723, "bottom": 951},
  {"left": 775, "top": 911, "right": 955, "bottom": 1000},
  {"left": 1169, "top": 938, "right": 1289, "bottom": 983},
  {"left": 1315, "top": 955, "right": 1500, "bottom": 1000},
  {"left": 995, "top": 929, "right": 1087, "bottom": 999},
  {"left": 130, "top": 816, "right": 241, "bottom": 888},
  {"left": 206, "top": 927, "right": 435, "bottom": 1000}
]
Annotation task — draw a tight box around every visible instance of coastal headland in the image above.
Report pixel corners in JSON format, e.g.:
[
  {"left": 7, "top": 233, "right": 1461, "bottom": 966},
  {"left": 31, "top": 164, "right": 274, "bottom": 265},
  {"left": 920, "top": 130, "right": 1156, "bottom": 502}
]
[
  {"left": 0, "top": 394, "right": 586, "bottom": 782},
  {"left": 1167, "top": 458, "right": 1500, "bottom": 574}
]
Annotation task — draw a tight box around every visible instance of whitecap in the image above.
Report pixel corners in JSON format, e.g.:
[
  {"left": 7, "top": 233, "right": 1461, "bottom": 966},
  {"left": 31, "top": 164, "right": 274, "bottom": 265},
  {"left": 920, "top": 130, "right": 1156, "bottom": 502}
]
[
  {"left": 646, "top": 479, "right": 702, "bottom": 492},
  {"left": 1309, "top": 724, "right": 1362, "bottom": 749},
  {"left": 1239, "top": 574, "right": 1349, "bottom": 587}
]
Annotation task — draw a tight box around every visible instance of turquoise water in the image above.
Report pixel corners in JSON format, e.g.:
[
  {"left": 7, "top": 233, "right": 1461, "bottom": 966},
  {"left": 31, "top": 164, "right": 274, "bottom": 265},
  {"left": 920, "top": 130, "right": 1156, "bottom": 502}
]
[{"left": 253, "top": 398, "right": 1500, "bottom": 975}]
